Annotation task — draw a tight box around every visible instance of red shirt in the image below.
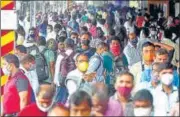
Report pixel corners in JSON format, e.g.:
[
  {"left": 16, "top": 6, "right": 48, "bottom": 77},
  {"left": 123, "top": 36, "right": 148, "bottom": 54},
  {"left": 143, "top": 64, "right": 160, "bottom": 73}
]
[
  {"left": 136, "top": 16, "right": 145, "bottom": 28},
  {"left": 18, "top": 103, "right": 47, "bottom": 116}
]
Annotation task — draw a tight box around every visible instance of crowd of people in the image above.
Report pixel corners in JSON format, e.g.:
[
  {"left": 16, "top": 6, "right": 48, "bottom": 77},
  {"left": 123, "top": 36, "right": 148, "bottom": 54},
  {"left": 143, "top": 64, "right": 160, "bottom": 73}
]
[{"left": 1, "top": 3, "right": 180, "bottom": 116}]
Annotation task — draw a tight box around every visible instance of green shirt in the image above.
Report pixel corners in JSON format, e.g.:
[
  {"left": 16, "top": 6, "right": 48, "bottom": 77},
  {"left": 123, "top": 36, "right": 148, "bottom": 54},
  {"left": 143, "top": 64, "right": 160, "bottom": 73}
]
[{"left": 44, "top": 49, "right": 55, "bottom": 83}]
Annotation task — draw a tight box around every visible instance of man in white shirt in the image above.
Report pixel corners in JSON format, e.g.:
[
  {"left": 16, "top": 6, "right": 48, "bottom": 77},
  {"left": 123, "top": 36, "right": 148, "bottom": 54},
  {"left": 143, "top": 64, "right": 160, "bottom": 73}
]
[
  {"left": 65, "top": 54, "right": 91, "bottom": 99},
  {"left": 54, "top": 39, "right": 76, "bottom": 104},
  {"left": 46, "top": 24, "right": 56, "bottom": 41},
  {"left": 153, "top": 63, "right": 178, "bottom": 116},
  {"left": 130, "top": 42, "right": 155, "bottom": 95},
  {"left": 123, "top": 32, "right": 141, "bottom": 68}
]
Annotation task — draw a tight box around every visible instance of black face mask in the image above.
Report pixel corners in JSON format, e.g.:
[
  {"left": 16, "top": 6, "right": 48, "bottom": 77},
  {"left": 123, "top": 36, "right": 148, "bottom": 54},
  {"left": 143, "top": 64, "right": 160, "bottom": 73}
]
[
  {"left": 97, "top": 30, "right": 104, "bottom": 38},
  {"left": 81, "top": 40, "right": 90, "bottom": 46}
]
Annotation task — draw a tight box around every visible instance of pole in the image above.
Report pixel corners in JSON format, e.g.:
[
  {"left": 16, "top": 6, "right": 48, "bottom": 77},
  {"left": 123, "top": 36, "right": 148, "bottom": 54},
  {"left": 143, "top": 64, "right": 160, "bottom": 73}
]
[
  {"left": 33, "top": 1, "right": 36, "bottom": 27},
  {"left": 30, "top": 1, "right": 32, "bottom": 27}
]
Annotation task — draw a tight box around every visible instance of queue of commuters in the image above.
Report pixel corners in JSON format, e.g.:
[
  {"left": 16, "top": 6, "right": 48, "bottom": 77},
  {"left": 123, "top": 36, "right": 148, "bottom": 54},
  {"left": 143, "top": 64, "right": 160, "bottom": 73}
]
[{"left": 1, "top": 3, "right": 180, "bottom": 116}]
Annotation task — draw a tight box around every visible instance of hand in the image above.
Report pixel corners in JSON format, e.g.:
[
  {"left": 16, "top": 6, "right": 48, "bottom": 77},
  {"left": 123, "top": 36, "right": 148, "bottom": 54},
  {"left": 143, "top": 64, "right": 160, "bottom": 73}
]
[{"left": 83, "top": 72, "right": 96, "bottom": 82}]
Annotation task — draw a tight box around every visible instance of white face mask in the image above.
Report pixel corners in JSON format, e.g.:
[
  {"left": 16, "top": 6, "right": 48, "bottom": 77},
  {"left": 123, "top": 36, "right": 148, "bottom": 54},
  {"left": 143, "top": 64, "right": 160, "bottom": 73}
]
[
  {"left": 161, "top": 73, "right": 173, "bottom": 85},
  {"left": 134, "top": 107, "right": 152, "bottom": 116},
  {"left": 151, "top": 31, "right": 156, "bottom": 35},
  {"left": 2, "top": 67, "right": 10, "bottom": 76},
  {"left": 36, "top": 98, "right": 54, "bottom": 112}
]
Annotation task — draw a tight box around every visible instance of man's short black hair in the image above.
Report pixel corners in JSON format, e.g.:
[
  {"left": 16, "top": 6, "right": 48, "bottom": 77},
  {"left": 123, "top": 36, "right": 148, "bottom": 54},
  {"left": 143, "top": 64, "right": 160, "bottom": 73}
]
[
  {"left": 15, "top": 45, "right": 27, "bottom": 54},
  {"left": 69, "top": 90, "right": 92, "bottom": 108},
  {"left": 141, "top": 27, "right": 149, "bottom": 37},
  {"left": 133, "top": 89, "right": 153, "bottom": 105},
  {"left": 36, "top": 36, "right": 46, "bottom": 46},
  {"left": 116, "top": 71, "right": 134, "bottom": 82},
  {"left": 57, "top": 36, "right": 66, "bottom": 43},
  {"left": 109, "top": 28, "right": 115, "bottom": 36},
  {"left": 91, "top": 19, "right": 97, "bottom": 26},
  {"left": 142, "top": 42, "right": 155, "bottom": 50},
  {"left": 158, "top": 62, "right": 173, "bottom": 72},
  {"left": 29, "top": 27, "right": 35, "bottom": 32},
  {"left": 99, "top": 19, "right": 106, "bottom": 25},
  {"left": 70, "top": 32, "right": 78, "bottom": 36},
  {"left": 54, "top": 24, "right": 62, "bottom": 30},
  {"left": 3, "top": 54, "right": 19, "bottom": 68},
  {"left": 64, "top": 38, "right": 74, "bottom": 48},
  {"left": 110, "top": 36, "right": 120, "bottom": 43},
  {"left": 80, "top": 32, "right": 91, "bottom": 38},
  {"left": 81, "top": 26, "right": 88, "bottom": 32}
]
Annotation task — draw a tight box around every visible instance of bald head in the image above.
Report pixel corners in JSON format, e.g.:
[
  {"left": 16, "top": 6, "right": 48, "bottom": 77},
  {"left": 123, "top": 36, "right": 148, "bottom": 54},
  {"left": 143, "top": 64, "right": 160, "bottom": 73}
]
[
  {"left": 48, "top": 104, "right": 70, "bottom": 116},
  {"left": 36, "top": 83, "right": 56, "bottom": 99}
]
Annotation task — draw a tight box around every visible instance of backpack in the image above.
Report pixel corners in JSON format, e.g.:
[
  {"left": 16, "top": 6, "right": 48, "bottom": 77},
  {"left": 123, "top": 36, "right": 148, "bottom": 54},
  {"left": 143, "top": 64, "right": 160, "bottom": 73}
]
[
  {"left": 35, "top": 49, "right": 49, "bottom": 82},
  {"left": 58, "top": 51, "right": 76, "bottom": 85}
]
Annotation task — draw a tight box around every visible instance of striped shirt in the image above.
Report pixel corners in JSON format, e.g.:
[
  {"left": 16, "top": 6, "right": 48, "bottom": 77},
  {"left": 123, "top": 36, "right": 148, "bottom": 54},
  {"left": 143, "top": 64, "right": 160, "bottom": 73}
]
[{"left": 123, "top": 42, "right": 141, "bottom": 67}]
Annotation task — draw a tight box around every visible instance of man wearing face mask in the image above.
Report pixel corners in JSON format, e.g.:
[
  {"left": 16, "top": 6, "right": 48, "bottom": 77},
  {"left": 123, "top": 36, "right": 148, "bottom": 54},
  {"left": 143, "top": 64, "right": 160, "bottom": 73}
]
[
  {"left": 130, "top": 42, "right": 155, "bottom": 94},
  {"left": 36, "top": 37, "right": 55, "bottom": 84},
  {"left": 90, "top": 27, "right": 105, "bottom": 49},
  {"left": 70, "top": 32, "right": 79, "bottom": 46},
  {"left": 20, "top": 54, "right": 39, "bottom": 102},
  {"left": 18, "top": 83, "right": 56, "bottom": 116},
  {"left": 157, "top": 12, "right": 166, "bottom": 27},
  {"left": 54, "top": 39, "right": 76, "bottom": 104},
  {"left": 91, "top": 83, "right": 123, "bottom": 116},
  {"left": 110, "top": 71, "right": 134, "bottom": 116},
  {"left": 110, "top": 36, "right": 128, "bottom": 73},
  {"left": 15, "top": 45, "right": 27, "bottom": 61},
  {"left": 136, "top": 62, "right": 161, "bottom": 95},
  {"left": 86, "top": 42, "right": 106, "bottom": 83},
  {"left": 153, "top": 62, "right": 179, "bottom": 116},
  {"left": 123, "top": 32, "right": 141, "bottom": 67},
  {"left": 154, "top": 48, "right": 179, "bottom": 88},
  {"left": 53, "top": 24, "right": 62, "bottom": 42},
  {"left": 138, "top": 27, "right": 151, "bottom": 48},
  {"left": 23, "top": 28, "right": 36, "bottom": 48},
  {"left": 76, "top": 32, "right": 95, "bottom": 59},
  {"left": 65, "top": 54, "right": 92, "bottom": 101},
  {"left": 2, "top": 54, "right": 32, "bottom": 116},
  {"left": 46, "top": 24, "right": 55, "bottom": 41},
  {"left": 149, "top": 26, "right": 158, "bottom": 42},
  {"left": 133, "top": 89, "right": 154, "bottom": 116}
]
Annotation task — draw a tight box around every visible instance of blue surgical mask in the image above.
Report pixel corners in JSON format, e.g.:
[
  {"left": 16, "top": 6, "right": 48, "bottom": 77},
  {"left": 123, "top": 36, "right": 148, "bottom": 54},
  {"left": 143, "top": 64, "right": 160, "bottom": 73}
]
[{"left": 130, "top": 38, "right": 138, "bottom": 46}]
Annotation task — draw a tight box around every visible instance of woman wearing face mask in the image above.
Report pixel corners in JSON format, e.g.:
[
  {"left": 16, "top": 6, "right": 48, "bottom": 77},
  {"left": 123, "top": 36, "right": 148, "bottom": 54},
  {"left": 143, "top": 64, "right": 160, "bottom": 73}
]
[{"left": 133, "top": 89, "right": 154, "bottom": 116}]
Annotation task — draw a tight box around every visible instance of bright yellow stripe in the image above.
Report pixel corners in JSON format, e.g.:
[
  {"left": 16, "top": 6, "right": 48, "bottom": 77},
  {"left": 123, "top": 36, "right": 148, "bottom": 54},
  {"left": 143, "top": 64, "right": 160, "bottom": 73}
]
[
  {"left": 1, "top": 76, "right": 8, "bottom": 86},
  {"left": 1, "top": 31, "right": 15, "bottom": 47},
  {"left": 1, "top": 1, "right": 13, "bottom": 9}
]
